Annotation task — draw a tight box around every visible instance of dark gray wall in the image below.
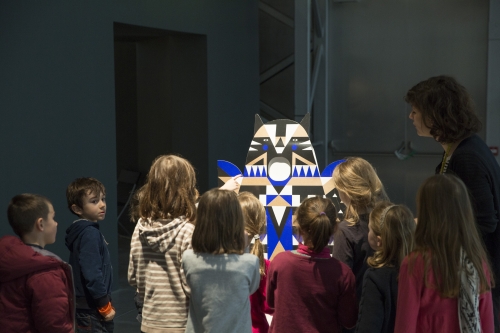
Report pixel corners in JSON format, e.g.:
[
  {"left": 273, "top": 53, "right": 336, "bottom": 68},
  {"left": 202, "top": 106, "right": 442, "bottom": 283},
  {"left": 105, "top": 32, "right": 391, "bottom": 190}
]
[
  {"left": 328, "top": 0, "right": 489, "bottom": 213},
  {"left": 0, "top": 0, "right": 259, "bottom": 286}
]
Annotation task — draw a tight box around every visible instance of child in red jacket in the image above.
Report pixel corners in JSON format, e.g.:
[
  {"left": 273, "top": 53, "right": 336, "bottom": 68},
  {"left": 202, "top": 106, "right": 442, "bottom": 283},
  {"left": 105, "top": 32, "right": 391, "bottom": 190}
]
[
  {"left": 0, "top": 193, "right": 75, "bottom": 333},
  {"left": 395, "top": 175, "right": 494, "bottom": 333},
  {"left": 238, "top": 192, "right": 274, "bottom": 333}
]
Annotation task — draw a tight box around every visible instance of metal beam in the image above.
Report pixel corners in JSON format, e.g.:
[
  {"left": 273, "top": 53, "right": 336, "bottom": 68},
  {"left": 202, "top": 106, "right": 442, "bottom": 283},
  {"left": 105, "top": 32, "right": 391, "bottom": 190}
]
[
  {"left": 294, "top": 0, "right": 311, "bottom": 116},
  {"left": 260, "top": 54, "right": 294, "bottom": 84},
  {"left": 259, "top": 2, "right": 294, "bottom": 28}
]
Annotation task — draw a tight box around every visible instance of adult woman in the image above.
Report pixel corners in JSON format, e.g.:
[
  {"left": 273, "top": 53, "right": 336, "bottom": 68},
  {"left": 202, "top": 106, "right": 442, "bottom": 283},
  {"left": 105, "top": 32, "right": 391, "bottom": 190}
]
[{"left": 406, "top": 75, "right": 500, "bottom": 330}]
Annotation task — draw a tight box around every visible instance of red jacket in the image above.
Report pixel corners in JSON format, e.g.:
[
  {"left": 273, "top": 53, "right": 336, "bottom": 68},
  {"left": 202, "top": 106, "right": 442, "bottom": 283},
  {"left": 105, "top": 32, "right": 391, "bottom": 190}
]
[
  {"left": 395, "top": 253, "right": 494, "bottom": 333},
  {"left": 250, "top": 259, "right": 274, "bottom": 333},
  {"left": 267, "top": 250, "right": 358, "bottom": 333},
  {"left": 0, "top": 235, "right": 75, "bottom": 333}
]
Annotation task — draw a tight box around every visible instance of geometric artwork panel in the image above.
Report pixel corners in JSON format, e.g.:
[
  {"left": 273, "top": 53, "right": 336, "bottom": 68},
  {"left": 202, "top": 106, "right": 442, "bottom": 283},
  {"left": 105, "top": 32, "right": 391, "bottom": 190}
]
[{"left": 218, "top": 113, "right": 346, "bottom": 260}]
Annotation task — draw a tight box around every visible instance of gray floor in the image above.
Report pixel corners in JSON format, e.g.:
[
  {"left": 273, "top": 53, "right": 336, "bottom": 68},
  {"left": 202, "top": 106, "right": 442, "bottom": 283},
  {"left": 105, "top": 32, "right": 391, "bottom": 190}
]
[{"left": 113, "top": 235, "right": 141, "bottom": 333}]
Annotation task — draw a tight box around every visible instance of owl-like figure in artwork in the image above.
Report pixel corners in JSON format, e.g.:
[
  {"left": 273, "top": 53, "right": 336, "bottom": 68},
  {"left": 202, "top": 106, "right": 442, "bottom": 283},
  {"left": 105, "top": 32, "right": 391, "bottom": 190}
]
[{"left": 217, "top": 113, "right": 345, "bottom": 259}]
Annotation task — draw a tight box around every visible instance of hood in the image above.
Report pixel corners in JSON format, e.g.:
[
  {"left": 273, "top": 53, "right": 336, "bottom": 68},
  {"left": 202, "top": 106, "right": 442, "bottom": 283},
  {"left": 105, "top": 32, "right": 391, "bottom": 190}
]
[
  {"left": 0, "top": 235, "right": 62, "bottom": 283},
  {"left": 136, "top": 216, "right": 190, "bottom": 253},
  {"left": 65, "top": 219, "right": 99, "bottom": 250}
]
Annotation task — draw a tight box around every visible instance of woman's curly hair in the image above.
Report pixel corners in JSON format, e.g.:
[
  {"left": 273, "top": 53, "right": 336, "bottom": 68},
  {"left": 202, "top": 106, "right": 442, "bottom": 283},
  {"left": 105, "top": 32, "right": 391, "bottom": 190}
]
[{"left": 405, "top": 75, "right": 481, "bottom": 144}]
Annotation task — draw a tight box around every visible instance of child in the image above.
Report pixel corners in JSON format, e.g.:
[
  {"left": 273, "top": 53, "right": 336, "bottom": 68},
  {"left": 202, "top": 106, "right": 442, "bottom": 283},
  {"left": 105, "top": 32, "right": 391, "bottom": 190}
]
[
  {"left": 267, "top": 196, "right": 358, "bottom": 333},
  {"left": 182, "top": 189, "right": 260, "bottom": 333},
  {"left": 65, "top": 177, "right": 114, "bottom": 333},
  {"left": 238, "top": 191, "right": 274, "bottom": 333},
  {"left": 332, "top": 157, "right": 389, "bottom": 301},
  {"left": 0, "top": 194, "right": 74, "bottom": 332},
  {"left": 395, "top": 174, "right": 494, "bottom": 333},
  {"left": 128, "top": 155, "right": 198, "bottom": 332},
  {"left": 356, "top": 202, "right": 415, "bottom": 333}
]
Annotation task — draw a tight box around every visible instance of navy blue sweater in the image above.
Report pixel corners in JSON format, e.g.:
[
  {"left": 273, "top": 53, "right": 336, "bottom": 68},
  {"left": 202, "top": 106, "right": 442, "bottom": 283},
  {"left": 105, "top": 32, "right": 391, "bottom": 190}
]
[
  {"left": 65, "top": 220, "right": 113, "bottom": 309},
  {"left": 437, "top": 134, "right": 500, "bottom": 280}
]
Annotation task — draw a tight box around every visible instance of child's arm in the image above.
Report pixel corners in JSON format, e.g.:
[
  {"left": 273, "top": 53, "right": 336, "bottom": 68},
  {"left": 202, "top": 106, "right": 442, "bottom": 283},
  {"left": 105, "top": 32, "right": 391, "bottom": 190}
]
[
  {"left": 332, "top": 227, "right": 354, "bottom": 269},
  {"left": 249, "top": 256, "right": 261, "bottom": 295},
  {"left": 266, "top": 261, "right": 277, "bottom": 309},
  {"left": 29, "top": 269, "right": 73, "bottom": 333},
  {"left": 394, "top": 257, "right": 420, "bottom": 333},
  {"left": 178, "top": 224, "right": 194, "bottom": 298},
  {"left": 479, "top": 290, "right": 494, "bottom": 333},
  {"left": 355, "top": 269, "right": 385, "bottom": 332},
  {"left": 337, "top": 267, "right": 358, "bottom": 329},
  {"left": 78, "top": 228, "right": 113, "bottom": 316},
  {"left": 262, "top": 260, "right": 274, "bottom": 315},
  {"left": 479, "top": 262, "right": 494, "bottom": 333}
]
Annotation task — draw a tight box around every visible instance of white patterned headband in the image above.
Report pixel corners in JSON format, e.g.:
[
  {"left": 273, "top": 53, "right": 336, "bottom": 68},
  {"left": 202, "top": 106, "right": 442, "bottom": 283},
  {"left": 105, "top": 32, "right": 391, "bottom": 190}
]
[{"left": 379, "top": 205, "right": 396, "bottom": 229}]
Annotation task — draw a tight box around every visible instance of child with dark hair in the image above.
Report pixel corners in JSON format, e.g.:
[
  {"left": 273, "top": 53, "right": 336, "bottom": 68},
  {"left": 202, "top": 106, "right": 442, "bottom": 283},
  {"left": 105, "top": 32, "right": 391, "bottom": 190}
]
[
  {"left": 65, "top": 177, "right": 114, "bottom": 333},
  {"left": 182, "top": 189, "right": 260, "bottom": 333},
  {"left": 267, "top": 196, "right": 358, "bottom": 333},
  {"left": 0, "top": 194, "right": 75, "bottom": 332}
]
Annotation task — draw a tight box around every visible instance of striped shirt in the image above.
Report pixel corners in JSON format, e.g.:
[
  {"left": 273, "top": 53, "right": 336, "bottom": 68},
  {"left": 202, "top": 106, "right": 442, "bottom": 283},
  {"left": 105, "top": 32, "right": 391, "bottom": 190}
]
[{"left": 128, "top": 216, "right": 194, "bottom": 333}]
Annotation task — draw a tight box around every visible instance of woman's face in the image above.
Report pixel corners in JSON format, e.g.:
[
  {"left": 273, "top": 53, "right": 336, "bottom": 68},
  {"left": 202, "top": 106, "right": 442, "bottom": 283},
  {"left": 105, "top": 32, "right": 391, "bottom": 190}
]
[
  {"left": 367, "top": 220, "right": 381, "bottom": 251},
  {"left": 409, "top": 106, "right": 432, "bottom": 137}
]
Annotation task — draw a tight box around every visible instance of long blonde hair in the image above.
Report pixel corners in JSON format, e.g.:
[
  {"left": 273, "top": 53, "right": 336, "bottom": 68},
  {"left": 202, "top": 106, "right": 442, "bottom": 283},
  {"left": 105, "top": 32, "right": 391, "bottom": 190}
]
[
  {"left": 238, "top": 192, "right": 266, "bottom": 276},
  {"left": 333, "top": 157, "right": 388, "bottom": 225},
  {"left": 409, "top": 174, "right": 493, "bottom": 296},
  {"left": 132, "top": 155, "right": 198, "bottom": 222},
  {"left": 367, "top": 202, "right": 415, "bottom": 268}
]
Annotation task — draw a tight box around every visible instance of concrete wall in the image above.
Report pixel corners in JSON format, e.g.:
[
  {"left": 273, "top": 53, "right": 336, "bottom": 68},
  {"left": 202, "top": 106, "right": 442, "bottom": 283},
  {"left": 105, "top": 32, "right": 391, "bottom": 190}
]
[{"left": 0, "top": 0, "right": 259, "bottom": 286}]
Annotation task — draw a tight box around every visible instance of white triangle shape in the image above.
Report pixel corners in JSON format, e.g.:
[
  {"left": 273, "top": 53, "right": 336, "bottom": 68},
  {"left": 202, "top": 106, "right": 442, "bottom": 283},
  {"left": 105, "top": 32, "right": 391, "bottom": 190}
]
[
  {"left": 285, "top": 124, "right": 299, "bottom": 147},
  {"left": 262, "top": 234, "right": 267, "bottom": 245},
  {"left": 293, "top": 235, "right": 299, "bottom": 245},
  {"left": 338, "top": 209, "right": 343, "bottom": 214},
  {"left": 246, "top": 166, "right": 251, "bottom": 175},
  {"left": 249, "top": 147, "right": 257, "bottom": 151},
  {"left": 251, "top": 140, "right": 261, "bottom": 145},
  {"left": 264, "top": 124, "right": 277, "bottom": 145},
  {"left": 273, "top": 206, "right": 287, "bottom": 226},
  {"left": 333, "top": 193, "right": 337, "bottom": 197},
  {"left": 266, "top": 186, "right": 278, "bottom": 195}
]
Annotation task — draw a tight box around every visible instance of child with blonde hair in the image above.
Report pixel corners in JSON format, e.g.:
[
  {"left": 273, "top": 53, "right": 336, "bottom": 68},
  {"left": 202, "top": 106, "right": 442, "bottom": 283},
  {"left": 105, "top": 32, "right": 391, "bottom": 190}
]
[
  {"left": 267, "top": 196, "right": 357, "bottom": 333},
  {"left": 128, "top": 155, "right": 198, "bottom": 333},
  {"left": 238, "top": 192, "right": 274, "bottom": 333},
  {"left": 395, "top": 174, "right": 494, "bottom": 333},
  {"left": 332, "top": 157, "right": 388, "bottom": 301},
  {"left": 356, "top": 201, "right": 415, "bottom": 333},
  {"left": 182, "top": 189, "right": 260, "bottom": 333}
]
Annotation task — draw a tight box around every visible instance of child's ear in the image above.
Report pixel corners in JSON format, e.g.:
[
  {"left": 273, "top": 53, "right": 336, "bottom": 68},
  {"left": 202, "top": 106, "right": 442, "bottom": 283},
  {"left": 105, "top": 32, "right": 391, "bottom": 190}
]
[
  {"left": 35, "top": 217, "right": 44, "bottom": 232},
  {"left": 71, "top": 204, "right": 83, "bottom": 216},
  {"left": 376, "top": 235, "right": 382, "bottom": 248}
]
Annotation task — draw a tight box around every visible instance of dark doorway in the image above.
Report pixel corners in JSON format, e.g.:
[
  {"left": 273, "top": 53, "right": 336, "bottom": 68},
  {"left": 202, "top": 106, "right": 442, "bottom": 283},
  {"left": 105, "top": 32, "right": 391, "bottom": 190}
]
[{"left": 114, "top": 22, "right": 208, "bottom": 236}]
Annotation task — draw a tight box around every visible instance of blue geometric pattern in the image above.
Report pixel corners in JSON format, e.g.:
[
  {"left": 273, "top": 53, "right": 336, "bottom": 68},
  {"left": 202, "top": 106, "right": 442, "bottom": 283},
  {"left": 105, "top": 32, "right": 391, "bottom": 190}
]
[{"left": 217, "top": 114, "right": 346, "bottom": 259}]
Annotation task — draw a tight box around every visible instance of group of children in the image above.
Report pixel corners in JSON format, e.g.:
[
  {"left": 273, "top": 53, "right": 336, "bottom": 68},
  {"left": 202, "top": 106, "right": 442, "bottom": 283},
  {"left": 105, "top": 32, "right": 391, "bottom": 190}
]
[
  {"left": 0, "top": 154, "right": 495, "bottom": 333},
  {"left": 0, "top": 177, "right": 114, "bottom": 332}
]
